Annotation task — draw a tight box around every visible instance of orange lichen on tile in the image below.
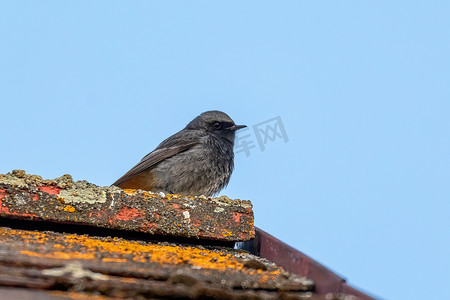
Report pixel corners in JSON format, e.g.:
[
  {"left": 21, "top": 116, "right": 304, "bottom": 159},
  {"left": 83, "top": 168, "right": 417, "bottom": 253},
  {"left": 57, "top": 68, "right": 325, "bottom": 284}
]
[
  {"left": 122, "top": 189, "right": 157, "bottom": 199},
  {"left": 102, "top": 258, "right": 128, "bottom": 263},
  {"left": 58, "top": 233, "right": 246, "bottom": 271},
  {"left": 233, "top": 212, "right": 243, "bottom": 223},
  {"left": 122, "top": 189, "right": 138, "bottom": 195},
  {"left": 20, "top": 250, "right": 95, "bottom": 260},
  {"left": 222, "top": 230, "right": 233, "bottom": 237},
  {"left": 0, "top": 228, "right": 49, "bottom": 243},
  {"left": 64, "top": 205, "right": 76, "bottom": 213},
  {"left": 114, "top": 207, "right": 144, "bottom": 221},
  {"left": 121, "top": 189, "right": 196, "bottom": 201},
  {"left": 37, "top": 186, "right": 62, "bottom": 195},
  {"left": 140, "top": 222, "right": 158, "bottom": 231}
]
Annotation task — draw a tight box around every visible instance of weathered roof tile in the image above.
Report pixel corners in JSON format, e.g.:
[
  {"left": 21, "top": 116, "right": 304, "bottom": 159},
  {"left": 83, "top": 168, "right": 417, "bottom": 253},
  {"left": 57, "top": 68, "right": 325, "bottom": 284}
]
[
  {"left": 0, "top": 170, "right": 254, "bottom": 242},
  {"left": 0, "top": 227, "right": 315, "bottom": 299}
]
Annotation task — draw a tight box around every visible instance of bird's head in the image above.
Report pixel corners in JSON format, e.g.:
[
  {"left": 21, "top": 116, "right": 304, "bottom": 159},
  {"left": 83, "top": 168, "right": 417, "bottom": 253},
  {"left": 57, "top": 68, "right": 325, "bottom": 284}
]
[{"left": 186, "top": 110, "right": 246, "bottom": 143}]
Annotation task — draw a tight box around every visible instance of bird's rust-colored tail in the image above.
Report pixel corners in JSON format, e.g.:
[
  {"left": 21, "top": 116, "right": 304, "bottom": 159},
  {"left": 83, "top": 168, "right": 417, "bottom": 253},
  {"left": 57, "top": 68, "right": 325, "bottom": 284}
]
[{"left": 114, "top": 172, "right": 155, "bottom": 191}]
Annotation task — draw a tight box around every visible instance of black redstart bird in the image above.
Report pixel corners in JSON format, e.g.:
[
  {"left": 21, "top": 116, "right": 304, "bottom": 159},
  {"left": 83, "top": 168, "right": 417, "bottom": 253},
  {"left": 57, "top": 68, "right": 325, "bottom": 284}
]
[{"left": 113, "top": 111, "right": 246, "bottom": 196}]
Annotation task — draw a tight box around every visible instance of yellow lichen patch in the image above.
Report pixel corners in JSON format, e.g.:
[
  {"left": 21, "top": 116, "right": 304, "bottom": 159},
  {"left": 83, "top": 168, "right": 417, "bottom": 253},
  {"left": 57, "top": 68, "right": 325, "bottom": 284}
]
[
  {"left": 20, "top": 250, "right": 44, "bottom": 257},
  {"left": 53, "top": 251, "right": 95, "bottom": 260},
  {"left": 121, "top": 189, "right": 195, "bottom": 201},
  {"left": 142, "top": 192, "right": 158, "bottom": 198},
  {"left": 59, "top": 233, "right": 245, "bottom": 271},
  {"left": 222, "top": 230, "right": 233, "bottom": 237},
  {"left": 0, "top": 228, "right": 49, "bottom": 243},
  {"left": 122, "top": 189, "right": 159, "bottom": 198},
  {"left": 21, "top": 250, "right": 95, "bottom": 260},
  {"left": 102, "top": 258, "right": 128, "bottom": 263},
  {"left": 64, "top": 205, "right": 76, "bottom": 213},
  {"left": 259, "top": 274, "right": 269, "bottom": 283},
  {"left": 122, "top": 189, "right": 138, "bottom": 195}
]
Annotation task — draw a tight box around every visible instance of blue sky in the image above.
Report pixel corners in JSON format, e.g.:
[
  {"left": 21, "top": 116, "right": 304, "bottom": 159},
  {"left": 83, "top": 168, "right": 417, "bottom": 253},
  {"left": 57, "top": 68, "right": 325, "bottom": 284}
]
[{"left": 1, "top": 2, "right": 449, "bottom": 299}]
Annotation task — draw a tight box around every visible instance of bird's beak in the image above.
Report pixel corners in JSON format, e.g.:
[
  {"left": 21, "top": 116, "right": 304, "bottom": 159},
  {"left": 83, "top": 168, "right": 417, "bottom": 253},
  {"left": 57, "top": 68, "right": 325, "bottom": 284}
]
[{"left": 228, "top": 125, "right": 247, "bottom": 131}]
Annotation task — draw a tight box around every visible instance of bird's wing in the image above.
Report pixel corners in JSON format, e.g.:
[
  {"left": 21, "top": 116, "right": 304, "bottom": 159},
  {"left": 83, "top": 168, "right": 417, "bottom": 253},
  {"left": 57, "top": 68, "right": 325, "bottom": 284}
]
[{"left": 113, "top": 131, "right": 201, "bottom": 187}]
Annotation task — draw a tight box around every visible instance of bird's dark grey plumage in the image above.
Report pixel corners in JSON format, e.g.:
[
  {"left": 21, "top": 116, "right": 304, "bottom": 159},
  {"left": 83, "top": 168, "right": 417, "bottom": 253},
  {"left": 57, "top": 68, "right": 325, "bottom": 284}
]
[{"left": 113, "top": 111, "right": 246, "bottom": 196}]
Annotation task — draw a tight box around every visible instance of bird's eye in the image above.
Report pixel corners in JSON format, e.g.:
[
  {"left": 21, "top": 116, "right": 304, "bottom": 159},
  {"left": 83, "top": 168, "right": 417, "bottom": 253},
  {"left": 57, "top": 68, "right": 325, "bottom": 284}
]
[{"left": 213, "top": 122, "right": 221, "bottom": 129}]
